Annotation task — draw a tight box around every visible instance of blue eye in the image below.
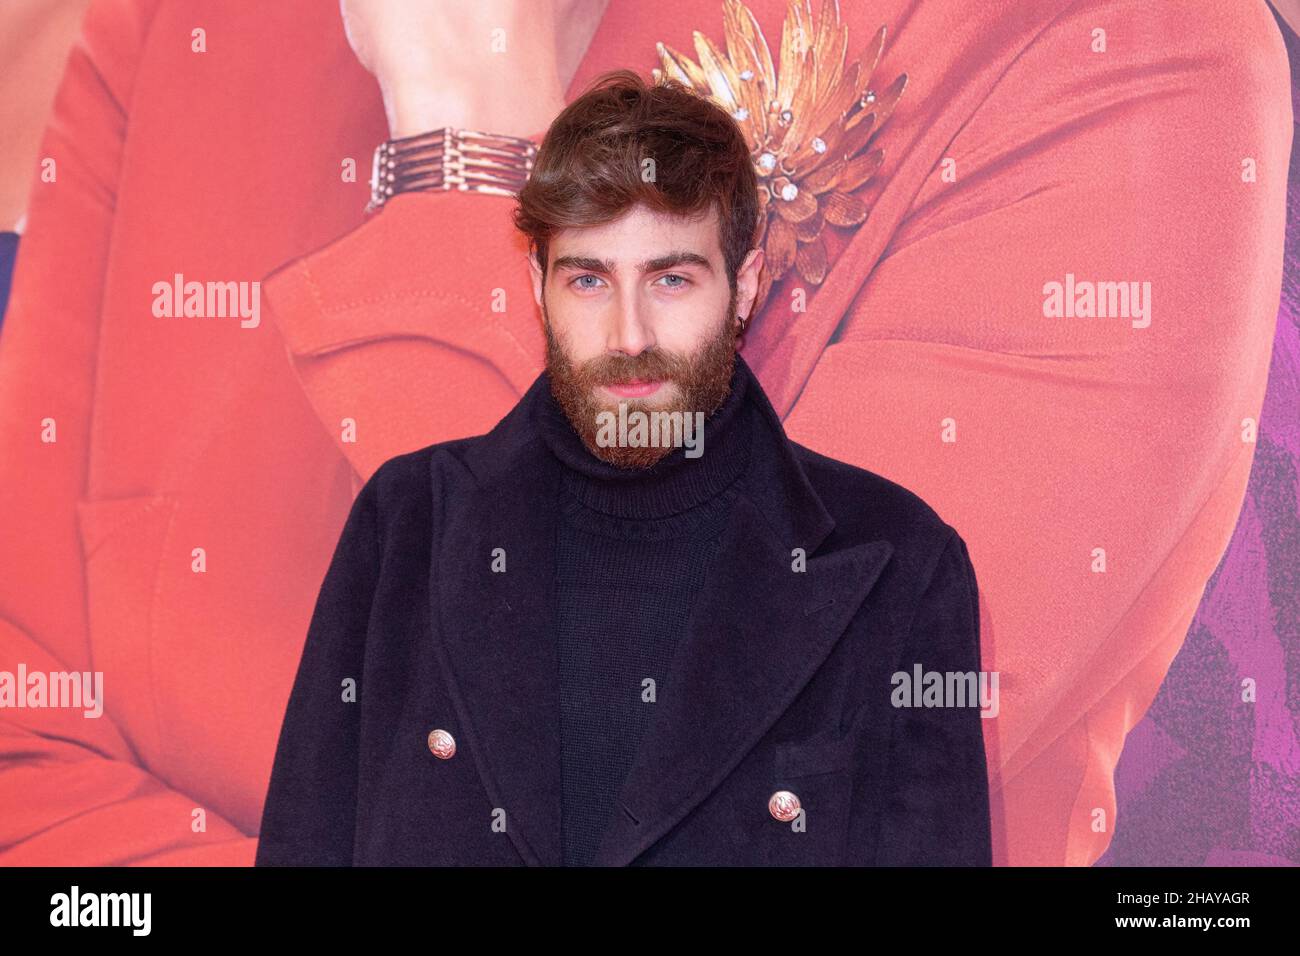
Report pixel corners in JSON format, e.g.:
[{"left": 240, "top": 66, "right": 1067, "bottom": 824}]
[
  {"left": 572, "top": 274, "right": 604, "bottom": 290},
  {"left": 658, "top": 274, "right": 690, "bottom": 289}
]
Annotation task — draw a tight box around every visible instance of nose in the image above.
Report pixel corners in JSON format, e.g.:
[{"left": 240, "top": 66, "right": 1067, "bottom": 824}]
[{"left": 605, "top": 293, "right": 655, "bottom": 359}]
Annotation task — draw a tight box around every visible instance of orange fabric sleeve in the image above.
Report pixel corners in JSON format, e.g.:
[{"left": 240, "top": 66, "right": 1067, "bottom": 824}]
[
  {"left": 0, "top": 0, "right": 253, "bottom": 865},
  {"left": 781, "top": 0, "right": 1290, "bottom": 865},
  {"left": 260, "top": 170, "right": 553, "bottom": 484}
]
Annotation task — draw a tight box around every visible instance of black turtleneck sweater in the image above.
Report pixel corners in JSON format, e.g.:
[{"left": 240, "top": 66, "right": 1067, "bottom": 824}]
[{"left": 534, "top": 361, "right": 755, "bottom": 866}]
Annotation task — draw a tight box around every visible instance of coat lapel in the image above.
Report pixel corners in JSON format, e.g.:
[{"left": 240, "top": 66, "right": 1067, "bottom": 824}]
[
  {"left": 432, "top": 358, "right": 893, "bottom": 867},
  {"left": 432, "top": 403, "right": 565, "bottom": 866},
  {"left": 589, "top": 528, "right": 893, "bottom": 867}
]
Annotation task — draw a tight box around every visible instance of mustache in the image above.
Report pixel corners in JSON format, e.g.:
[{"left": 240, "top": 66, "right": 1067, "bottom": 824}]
[{"left": 580, "top": 353, "right": 685, "bottom": 386}]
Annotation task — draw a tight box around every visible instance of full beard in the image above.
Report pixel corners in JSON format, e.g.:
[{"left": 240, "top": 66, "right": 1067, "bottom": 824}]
[{"left": 543, "top": 289, "right": 739, "bottom": 470}]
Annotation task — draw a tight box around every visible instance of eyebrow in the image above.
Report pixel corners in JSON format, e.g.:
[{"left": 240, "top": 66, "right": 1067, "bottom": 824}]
[{"left": 550, "top": 250, "right": 715, "bottom": 277}]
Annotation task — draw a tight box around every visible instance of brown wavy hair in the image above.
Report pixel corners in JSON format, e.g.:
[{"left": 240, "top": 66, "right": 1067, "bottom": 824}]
[{"left": 514, "top": 68, "right": 759, "bottom": 293}]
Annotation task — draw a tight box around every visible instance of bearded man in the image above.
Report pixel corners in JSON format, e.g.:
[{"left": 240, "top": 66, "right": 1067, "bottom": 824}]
[{"left": 255, "top": 71, "right": 990, "bottom": 867}]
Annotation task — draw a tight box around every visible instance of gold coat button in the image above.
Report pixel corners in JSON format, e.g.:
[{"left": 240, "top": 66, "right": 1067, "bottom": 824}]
[
  {"left": 427, "top": 729, "right": 456, "bottom": 759},
  {"left": 768, "top": 789, "right": 801, "bottom": 822}
]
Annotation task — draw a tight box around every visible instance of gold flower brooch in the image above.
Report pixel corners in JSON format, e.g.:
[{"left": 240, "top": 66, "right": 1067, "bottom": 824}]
[{"left": 654, "top": 0, "right": 907, "bottom": 314}]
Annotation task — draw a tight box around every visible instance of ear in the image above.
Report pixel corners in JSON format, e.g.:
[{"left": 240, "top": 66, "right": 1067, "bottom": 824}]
[
  {"left": 736, "top": 246, "right": 765, "bottom": 321},
  {"left": 528, "top": 251, "right": 545, "bottom": 308}
]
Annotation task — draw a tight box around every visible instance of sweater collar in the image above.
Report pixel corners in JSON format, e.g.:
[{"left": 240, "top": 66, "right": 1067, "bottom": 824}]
[{"left": 533, "top": 353, "right": 754, "bottom": 519}]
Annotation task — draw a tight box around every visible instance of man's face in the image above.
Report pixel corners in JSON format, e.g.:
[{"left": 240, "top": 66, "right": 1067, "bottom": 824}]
[{"left": 529, "top": 202, "right": 764, "bottom": 469}]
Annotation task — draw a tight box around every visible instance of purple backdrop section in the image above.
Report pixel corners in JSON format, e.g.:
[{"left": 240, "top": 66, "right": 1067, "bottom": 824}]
[{"left": 1098, "top": 6, "right": 1300, "bottom": 867}]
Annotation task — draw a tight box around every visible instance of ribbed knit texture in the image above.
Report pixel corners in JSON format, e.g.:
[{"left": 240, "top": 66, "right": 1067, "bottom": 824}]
[{"left": 535, "top": 360, "right": 754, "bottom": 865}]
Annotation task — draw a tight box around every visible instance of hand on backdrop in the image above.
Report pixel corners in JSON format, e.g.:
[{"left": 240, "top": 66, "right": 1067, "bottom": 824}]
[{"left": 339, "top": 0, "right": 608, "bottom": 139}]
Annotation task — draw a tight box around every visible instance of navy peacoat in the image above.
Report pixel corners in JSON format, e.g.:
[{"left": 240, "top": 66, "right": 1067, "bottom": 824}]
[{"left": 255, "top": 354, "right": 993, "bottom": 866}]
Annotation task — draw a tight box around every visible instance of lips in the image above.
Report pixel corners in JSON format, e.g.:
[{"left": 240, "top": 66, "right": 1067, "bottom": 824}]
[{"left": 603, "top": 379, "right": 664, "bottom": 398}]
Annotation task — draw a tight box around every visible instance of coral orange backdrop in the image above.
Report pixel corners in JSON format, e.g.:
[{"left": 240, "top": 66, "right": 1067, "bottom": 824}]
[{"left": 0, "top": 0, "right": 1294, "bottom": 866}]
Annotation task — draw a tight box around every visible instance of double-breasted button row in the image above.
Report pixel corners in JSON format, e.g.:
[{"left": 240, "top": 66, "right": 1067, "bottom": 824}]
[{"left": 429, "top": 729, "right": 799, "bottom": 823}]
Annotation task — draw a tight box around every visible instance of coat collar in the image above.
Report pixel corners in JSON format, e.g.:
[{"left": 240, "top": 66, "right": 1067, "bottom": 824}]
[{"left": 430, "top": 353, "right": 893, "bottom": 865}]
